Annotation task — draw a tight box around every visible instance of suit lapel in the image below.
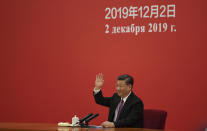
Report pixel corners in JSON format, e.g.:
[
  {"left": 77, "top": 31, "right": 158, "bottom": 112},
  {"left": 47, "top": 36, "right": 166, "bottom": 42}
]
[{"left": 120, "top": 92, "right": 134, "bottom": 116}]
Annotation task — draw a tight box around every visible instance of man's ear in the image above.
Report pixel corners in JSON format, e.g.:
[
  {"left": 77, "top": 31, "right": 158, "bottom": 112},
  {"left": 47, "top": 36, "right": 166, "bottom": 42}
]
[{"left": 129, "top": 85, "right": 132, "bottom": 90}]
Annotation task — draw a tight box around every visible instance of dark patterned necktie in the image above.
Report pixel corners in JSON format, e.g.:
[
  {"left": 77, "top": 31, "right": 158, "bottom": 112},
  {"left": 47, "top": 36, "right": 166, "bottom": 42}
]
[{"left": 115, "top": 99, "right": 124, "bottom": 122}]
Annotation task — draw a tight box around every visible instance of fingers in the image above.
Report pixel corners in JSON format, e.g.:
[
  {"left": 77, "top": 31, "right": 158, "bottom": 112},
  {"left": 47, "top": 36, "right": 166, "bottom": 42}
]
[
  {"left": 95, "top": 73, "right": 104, "bottom": 89},
  {"left": 101, "top": 121, "right": 111, "bottom": 128},
  {"left": 96, "top": 73, "right": 104, "bottom": 80},
  {"left": 101, "top": 121, "right": 106, "bottom": 128}
]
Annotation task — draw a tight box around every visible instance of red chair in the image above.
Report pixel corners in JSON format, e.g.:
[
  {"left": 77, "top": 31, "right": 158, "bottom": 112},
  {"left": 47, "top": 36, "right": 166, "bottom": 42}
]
[{"left": 143, "top": 109, "right": 167, "bottom": 130}]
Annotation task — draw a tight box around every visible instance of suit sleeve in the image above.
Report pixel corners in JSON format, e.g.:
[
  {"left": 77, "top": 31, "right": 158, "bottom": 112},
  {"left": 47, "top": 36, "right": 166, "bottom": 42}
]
[
  {"left": 93, "top": 90, "right": 112, "bottom": 107},
  {"left": 114, "top": 100, "right": 143, "bottom": 128}
]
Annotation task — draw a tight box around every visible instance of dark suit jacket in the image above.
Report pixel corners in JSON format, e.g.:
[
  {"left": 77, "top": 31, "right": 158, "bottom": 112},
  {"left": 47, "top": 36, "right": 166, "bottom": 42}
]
[{"left": 93, "top": 90, "right": 144, "bottom": 128}]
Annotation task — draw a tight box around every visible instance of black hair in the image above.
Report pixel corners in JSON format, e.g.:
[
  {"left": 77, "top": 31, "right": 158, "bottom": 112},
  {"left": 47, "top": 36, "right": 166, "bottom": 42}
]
[{"left": 117, "top": 74, "right": 134, "bottom": 86}]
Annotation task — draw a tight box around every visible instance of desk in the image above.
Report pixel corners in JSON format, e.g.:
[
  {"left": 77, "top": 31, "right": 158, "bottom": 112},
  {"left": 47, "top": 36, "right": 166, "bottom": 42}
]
[{"left": 0, "top": 123, "right": 166, "bottom": 131}]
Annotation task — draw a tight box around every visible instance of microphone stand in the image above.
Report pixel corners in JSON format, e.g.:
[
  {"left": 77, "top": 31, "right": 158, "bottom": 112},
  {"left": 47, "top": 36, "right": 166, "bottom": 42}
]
[{"left": 79, "top": 113, "right": 99, "bottom": 128}]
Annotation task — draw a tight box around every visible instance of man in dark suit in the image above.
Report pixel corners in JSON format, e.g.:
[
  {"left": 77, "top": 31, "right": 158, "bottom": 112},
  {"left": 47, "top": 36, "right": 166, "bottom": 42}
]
[{"left": 93, "top": 73, "right": 144, "bottom": 128}]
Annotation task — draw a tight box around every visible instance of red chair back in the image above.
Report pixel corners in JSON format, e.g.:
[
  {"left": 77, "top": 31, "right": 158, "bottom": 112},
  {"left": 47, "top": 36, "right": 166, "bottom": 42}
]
[{"left": 144, "top": 109, "right": 167, "bottom": 129}]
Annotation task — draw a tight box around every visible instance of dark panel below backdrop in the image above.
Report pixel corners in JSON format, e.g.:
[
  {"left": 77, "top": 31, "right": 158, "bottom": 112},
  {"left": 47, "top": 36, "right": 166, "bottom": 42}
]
[{"left": 1, "top": 0, "right": 207, "bottom": 131}]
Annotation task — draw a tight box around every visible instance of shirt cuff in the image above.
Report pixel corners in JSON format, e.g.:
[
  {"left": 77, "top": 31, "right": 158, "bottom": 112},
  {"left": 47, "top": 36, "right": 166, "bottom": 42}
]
[{"left": 93, "top": 88, "right": 101, "bottom": 94}]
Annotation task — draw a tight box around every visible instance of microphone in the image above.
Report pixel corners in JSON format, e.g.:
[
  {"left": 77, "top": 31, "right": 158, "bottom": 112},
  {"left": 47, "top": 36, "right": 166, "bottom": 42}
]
[
  {"left": 79, "top": 113, "right": 93, "bottom": 123},
  {"left": 85, "top": 113, "right": 99, "bottom": 123}
]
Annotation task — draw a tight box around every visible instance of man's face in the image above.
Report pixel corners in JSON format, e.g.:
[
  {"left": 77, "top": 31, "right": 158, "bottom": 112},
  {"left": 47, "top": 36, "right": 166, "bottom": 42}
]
[{"left": 116, "top": 80, "right": 132, "bottom": 98}]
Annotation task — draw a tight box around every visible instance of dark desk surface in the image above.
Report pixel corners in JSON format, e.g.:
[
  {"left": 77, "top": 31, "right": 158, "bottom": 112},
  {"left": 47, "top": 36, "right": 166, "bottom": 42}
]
[{"left": 0, "top": 123, "right": 167, "bottom": 131}]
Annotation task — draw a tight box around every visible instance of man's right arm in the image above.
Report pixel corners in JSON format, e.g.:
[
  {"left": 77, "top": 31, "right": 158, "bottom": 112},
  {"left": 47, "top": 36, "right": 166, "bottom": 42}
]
[
  {"left": 93, "top": 73, "right": 111, "bottom": 107},
  {"left": 93, "top": 90, "right": 111, "bottom": 107}
]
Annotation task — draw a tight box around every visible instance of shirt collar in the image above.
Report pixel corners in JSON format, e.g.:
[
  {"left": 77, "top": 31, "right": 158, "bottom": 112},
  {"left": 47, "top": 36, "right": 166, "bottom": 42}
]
[{"left": 122, "top": 91, "right": 131, "bottom": 103}]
